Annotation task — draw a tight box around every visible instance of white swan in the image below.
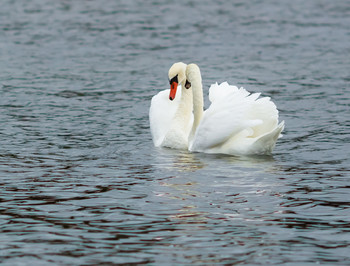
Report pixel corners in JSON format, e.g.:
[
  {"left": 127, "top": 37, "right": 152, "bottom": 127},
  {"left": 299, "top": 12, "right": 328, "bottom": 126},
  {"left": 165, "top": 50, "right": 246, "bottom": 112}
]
[
  {"left": 149, "top": 62, "right": 193, "bottom": 149},
  {"left": 185, "top": 63, "right": 285, "bottom": 155}
]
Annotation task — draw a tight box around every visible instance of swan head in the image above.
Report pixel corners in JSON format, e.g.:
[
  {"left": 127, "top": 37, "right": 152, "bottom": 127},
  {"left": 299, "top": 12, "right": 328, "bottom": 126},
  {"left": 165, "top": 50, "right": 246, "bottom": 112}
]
[{"left": 168, "top": 62, "right": 187, "bottom": 101}]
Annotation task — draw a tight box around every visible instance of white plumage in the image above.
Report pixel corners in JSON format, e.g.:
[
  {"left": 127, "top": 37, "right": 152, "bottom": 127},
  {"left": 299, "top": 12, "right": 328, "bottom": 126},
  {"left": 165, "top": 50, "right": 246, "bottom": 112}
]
[{"left": 149, "top": 86, "right": 193, "bottom": 149}]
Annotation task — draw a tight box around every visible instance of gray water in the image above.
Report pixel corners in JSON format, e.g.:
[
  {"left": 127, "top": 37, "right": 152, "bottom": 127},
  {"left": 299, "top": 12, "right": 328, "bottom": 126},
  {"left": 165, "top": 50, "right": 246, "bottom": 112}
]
[{"left": 1, "top": 0, "right": 349, "bottom": 265}]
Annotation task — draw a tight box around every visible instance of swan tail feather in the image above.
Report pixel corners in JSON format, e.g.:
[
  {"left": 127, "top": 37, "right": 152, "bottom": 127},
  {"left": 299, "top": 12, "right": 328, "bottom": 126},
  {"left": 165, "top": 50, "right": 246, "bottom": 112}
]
[{"left": 249, "top": 120, "right": 285, "bottom": 155}]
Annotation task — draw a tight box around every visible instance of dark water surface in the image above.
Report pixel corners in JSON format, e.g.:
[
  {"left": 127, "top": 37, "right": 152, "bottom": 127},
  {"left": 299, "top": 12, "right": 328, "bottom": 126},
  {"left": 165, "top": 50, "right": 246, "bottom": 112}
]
[{"left": 1, "top": 0, "right": 349, "bottom": 265}]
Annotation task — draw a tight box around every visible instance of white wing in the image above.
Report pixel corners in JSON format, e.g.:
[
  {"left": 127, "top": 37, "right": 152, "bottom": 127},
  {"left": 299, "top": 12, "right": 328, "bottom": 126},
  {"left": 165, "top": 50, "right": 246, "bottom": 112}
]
[
  {"left": 149, "top": 88, "right": 182, "bottom": 147},
  {"left": 190, "top": 82, "right": 282, "bottom": 154}
]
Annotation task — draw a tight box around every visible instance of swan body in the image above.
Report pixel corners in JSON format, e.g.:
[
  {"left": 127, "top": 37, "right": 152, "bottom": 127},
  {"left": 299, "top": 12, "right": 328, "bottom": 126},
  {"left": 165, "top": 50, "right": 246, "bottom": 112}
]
[
  {"left": 150, "top": 62, "right": 284, "bottom": 156},
  {"left": 149, "top": 62, "right": 193, "bottom": 149},
  {"left": 186, "top": 63, "right": 284, "bottom": 156}
]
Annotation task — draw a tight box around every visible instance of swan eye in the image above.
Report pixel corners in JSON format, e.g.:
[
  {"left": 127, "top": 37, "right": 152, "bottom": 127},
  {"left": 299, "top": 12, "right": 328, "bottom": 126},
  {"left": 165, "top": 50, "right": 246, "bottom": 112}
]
[
  {"left": 185, "top": 80, "right": 191, "bottom": 89},
  {"left": 169, "top": 75, "right": 178, "bottom": 85}
]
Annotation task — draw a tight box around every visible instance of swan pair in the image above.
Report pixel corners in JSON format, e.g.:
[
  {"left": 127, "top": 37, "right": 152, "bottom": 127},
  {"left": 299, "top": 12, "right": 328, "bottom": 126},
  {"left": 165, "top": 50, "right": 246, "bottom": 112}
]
[{"left": 149, "top": 62, "right": 285, "bottom": 156}]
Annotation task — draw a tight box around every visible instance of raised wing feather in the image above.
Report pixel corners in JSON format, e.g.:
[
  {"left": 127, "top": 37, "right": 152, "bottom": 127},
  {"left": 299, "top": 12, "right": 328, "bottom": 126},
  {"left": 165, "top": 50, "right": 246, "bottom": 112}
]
[{"left": 190, "top": 82, "right": 264, "bottom": 151}]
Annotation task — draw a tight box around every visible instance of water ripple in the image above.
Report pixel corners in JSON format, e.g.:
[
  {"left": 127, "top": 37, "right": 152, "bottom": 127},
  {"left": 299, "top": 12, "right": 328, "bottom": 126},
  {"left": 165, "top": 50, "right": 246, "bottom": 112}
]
[{"left": 0, "top": 0, "right": 350, "bottom": 264}]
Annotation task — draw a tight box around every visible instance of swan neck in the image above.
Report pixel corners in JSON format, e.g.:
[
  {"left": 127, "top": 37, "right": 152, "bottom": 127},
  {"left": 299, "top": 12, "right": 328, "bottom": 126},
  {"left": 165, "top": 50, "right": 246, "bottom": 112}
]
[
  {"left": 171, "top": 83, "right": 193, "bottom": 132},
  {"left": 190, "top": 75, "right": 204, "bottom": 141}
]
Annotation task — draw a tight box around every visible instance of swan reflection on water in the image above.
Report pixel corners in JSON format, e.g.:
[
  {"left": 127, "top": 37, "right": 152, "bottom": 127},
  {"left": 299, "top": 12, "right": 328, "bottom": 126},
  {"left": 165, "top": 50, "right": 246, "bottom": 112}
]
[
  {"left": 148, "top": 146, "right": 300, "bottom": 240},
  {"left": 151, "top": 145, "right": 280, "bottom": 174},
  {"left": 151, "top": 147, "right": 205, "bottom": 172}
]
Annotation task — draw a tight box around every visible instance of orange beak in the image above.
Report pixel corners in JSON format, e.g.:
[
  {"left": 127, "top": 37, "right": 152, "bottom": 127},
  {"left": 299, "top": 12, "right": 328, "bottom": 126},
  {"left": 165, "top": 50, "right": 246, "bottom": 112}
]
[{"left": 169, "top": 81, "right": 178, "bottom": 101}]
